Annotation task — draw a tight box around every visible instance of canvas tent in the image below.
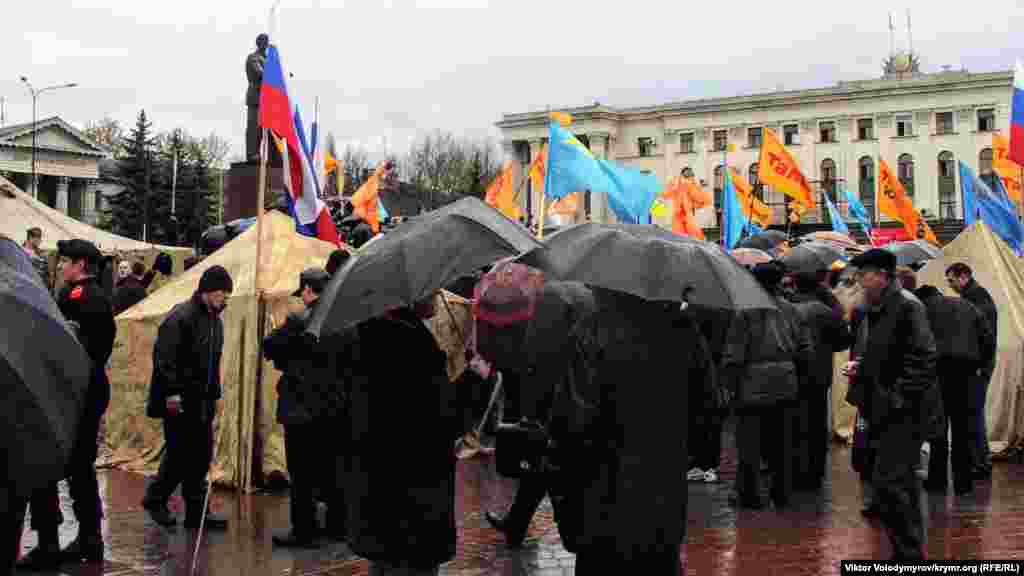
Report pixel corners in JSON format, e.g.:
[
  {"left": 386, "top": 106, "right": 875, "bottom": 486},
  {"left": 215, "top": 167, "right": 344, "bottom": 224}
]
[
  {"left": 916, "top": 222, "right": 1024, "bottom": 455},
  {"left": 0, "top": 175, "right": 192, "bottom": 279},
  {"left": 103, "top": 211, "right": 472, "bottom": 490}
]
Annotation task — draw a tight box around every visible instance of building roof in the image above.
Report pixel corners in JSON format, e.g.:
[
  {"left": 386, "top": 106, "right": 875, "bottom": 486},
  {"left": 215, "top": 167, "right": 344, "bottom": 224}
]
[
  {"left": 0, "top": 116, "right": 109, "bottom": 157},
  {"left": 497, "top": 68, "right": 1013, "bottom": 128}
]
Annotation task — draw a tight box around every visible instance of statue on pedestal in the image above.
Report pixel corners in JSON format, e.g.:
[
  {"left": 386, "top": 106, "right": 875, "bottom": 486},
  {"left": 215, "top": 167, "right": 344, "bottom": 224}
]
[{"left": 245, "top": 33, "right": 269, "bottom": 161}]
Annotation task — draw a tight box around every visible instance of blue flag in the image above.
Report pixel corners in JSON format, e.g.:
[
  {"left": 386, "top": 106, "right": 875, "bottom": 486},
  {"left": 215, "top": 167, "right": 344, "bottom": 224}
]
[
  {"left": 843, "top": 186, "right": 872, "bottom": 237},
  {"left": 378, "top": 197, "right": 390, "bottom": 221},
  {"left": 722, "top": 167, "right": 747, "bottom": 249},
  {"left": 823, "top": 191, "right": 849, "bottom": 235},
  {"left": 597, "top": 159, "right": 660, "bottom": 224},
  {"left": 960, "top": 161, "right": 1023, "bottom": 254},
  {"left": 545, "top": 121, "right": 615, "bottom": 201}
]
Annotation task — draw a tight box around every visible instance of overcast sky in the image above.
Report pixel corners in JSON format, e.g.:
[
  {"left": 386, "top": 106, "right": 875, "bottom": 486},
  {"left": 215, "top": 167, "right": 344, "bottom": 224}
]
[{"left": 3, "top": 0, "right": 1023, "bottom": 163}]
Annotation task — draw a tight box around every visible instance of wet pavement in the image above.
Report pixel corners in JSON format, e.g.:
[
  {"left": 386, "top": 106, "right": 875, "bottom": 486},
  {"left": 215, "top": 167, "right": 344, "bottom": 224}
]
[{"left": 20, "top": 438, "right": 1024, "bottom": 576}]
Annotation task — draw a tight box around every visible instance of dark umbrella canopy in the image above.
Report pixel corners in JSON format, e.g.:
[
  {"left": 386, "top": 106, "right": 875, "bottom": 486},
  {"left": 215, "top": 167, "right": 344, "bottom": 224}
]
[
  {"left": 0, "top": 237, "right": 89, "bottom": 499},
  {"left": 779, "top": 241, "right": 847, "bottom": 273},
  {"left": 518, "top": 222, "right": 777, "bottom": 311},
  {"left": 736, "top": 230, "right": 789, "bottom": 253},
  {"left": 308, "top": 197, "right": 544, "bottom": 336},
  {"left": 881, "top": 240, "right": 943, "bottom": 266}
]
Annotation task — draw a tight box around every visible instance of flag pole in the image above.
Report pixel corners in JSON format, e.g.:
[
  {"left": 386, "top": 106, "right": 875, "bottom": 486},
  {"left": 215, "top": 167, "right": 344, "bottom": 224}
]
[{"left": 255, "top": 128, "right": 268, "bottom": 293}]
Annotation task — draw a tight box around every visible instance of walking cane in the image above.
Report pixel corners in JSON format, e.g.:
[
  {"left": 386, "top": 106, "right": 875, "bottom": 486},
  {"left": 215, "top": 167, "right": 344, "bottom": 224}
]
[
  {"left": 190, "top": 475, "right": 213, "bottom": 576},
  {"left": 455, "top": 371, "right": 504, "bottom": 454}
]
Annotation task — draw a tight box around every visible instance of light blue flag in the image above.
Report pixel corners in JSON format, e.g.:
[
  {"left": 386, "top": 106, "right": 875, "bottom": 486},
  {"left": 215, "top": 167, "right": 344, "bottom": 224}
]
[
  {"left": 823, "top": 191, "right": 850, "bottom": 235},
  {"left": 545, "top": 121, "right": 615, "bottom": 201},
  {"left": 843, "top": 186, "right": 873, "bottom": 237},
  {"left": 378, "top": 197, "right": 390, "bottom": 221},
  {"left": 596, "top": 159, "right": 661, "bottom": 224},
  {"left": 722, "top": 167, "right": 747, "bottom": 249},
  {"left": 960, "top": 161, "right": 1023, "bottom": 254}
]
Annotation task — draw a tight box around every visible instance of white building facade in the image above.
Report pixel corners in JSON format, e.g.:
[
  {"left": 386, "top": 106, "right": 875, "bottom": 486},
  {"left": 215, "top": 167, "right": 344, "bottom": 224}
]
[{"left": 496, "top": 59, "right": 1013, "bottom": 233}]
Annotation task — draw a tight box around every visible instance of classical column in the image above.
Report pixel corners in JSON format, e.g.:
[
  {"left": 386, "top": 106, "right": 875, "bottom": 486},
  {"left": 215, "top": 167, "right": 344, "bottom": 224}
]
[
  {"left": 27, "top": 174, "right": 39, "bottom": 199},
  {"left": 588, "top": 132, "right": 611, "bottom": 223},
  {"left": 501, "top": 139, "right": 524, "bottom": 215},
  {"left": 527, "top": 138, "right": 544, "bottom": 227},
  {"left": 56, "top": 176, "right": 69, "bottom": 214}
]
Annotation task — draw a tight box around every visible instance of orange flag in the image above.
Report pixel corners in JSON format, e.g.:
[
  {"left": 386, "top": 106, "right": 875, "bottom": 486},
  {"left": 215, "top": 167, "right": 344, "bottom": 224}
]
[
  {"left": 758, "top": 128, "right": 816, "bottom": 209},
  {"left": 352, "top": 163, "right": 386, "bottom": 233},
  {"left": 485, "top": 163, "right": 520, "bottom": 220},
  {"left": 528, "top": 144, "right": 547, "bottom": 197},
  {"left": 661, "top": 176, "right": 710, "bottom": 239},
  {"left": 729, "top": 168, "right": 774, "bottom": 228},
  {"left": 878, "top": 158, "right": 939, "bottom": 245},
  {"left": 993, "top": 133, "right": 1022, "bottom": 205},
  {"left": 548, "top": 192, "right": 579, "bottom": 216}
]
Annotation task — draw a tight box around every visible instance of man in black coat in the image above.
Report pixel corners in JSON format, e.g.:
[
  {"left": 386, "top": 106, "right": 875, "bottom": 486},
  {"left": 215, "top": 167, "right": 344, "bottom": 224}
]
[
  {"left": 113, "top": 261, "right": 148, "bottom": 315},
  {"left": 945, "top": 262, "right": 997, "bottom": 480},
  {"left": 914, "top": 285, "right": 993, "bottom": 495},
  {"left": 141, "top": 266, "right": 233, "bottom": 530},
  {"left": 722, "top": 262, "right": 813, "bottom": 510},
  {"left": 847, "top": 249, "right": 939, "bottom": 560},
  {"left": 264, "top": 268, "right": 347, "bottom": 547},
  {"left": 339, "top": 294, "right": 457, "bottom": 575},
  {"left": 17, "top": 239, "right": 116, "bottom": 570},
  {"left": 788, "top": 271, "right": 852, "bottom": 491}
]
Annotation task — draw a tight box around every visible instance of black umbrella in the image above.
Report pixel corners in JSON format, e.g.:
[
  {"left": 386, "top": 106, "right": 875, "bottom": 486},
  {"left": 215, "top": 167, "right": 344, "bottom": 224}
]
[
  {"left": 779, "top": 241, "right": 847, "bottom": 273},
  {"left": 0, "top": 237, "right": 90, "bottom": 499},
  {"left": 736, "top": 230, "right": 789, "bottom": 252},
  {"left": 517, "top": 222, "right": 777, "bottom": 311},
  {"left": 307, "top": 197, "right": 544, "bottom": 336},
  {"left": 881, "top": 240, "right": 943, "bottom": 266}
]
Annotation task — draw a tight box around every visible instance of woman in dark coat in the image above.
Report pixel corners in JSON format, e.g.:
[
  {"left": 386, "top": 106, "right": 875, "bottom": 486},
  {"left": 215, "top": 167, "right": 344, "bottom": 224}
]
[{"left": 341, "top": 295, "right": 457, "bottom": 575}]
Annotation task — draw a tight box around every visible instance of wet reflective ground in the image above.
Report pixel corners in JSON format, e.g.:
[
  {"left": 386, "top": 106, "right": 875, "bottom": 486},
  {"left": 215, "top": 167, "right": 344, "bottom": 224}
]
[{"left": 21, "top": 440, "right": 1024, "bottom": 575}]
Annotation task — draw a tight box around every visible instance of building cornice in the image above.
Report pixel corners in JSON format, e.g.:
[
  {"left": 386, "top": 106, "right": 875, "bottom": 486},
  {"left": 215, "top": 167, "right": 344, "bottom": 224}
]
[
  {"left": 0, "top": 141, "right": 106, "bottom": 158},
  {"left": 496, "top": 70, "right": 1013, "bottom": 129}
]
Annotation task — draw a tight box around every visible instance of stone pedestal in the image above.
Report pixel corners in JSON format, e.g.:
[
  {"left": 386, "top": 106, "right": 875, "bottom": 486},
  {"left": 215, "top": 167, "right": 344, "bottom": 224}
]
[
  {"left": 224, "top": 160, "right": 286, "bottom": 222},
  {"left": 56, "top": 176, "right": 69, "bottom": 214}
]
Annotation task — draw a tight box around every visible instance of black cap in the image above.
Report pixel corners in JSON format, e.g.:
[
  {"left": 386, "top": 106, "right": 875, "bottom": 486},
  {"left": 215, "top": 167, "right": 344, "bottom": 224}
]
[
  {"left": 197, "top": 265, "right": 233, "bottom": 294},
  {"left": 292, "top": 268, "right": 329, "bottom": 297},
  {"left": 57, "top": 239, "right": 101, "bottom": 264},
  {"left": 751, "top": 261, "right": 786, "bottom": 290},
  {"left": 850, "top": 248, "right": 897, "bottom": 273},
  {"left": 325, "top": 249, "right": 351, "bottom": 276}
]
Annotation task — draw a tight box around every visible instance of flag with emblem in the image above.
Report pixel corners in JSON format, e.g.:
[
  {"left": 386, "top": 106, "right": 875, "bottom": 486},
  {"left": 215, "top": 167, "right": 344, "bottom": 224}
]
[
  {"left": 992, "top": 133, "right": 1022, "bottom": 206},
  {"left": 758, "top": 128, "right": 815, "bottom": 209}
]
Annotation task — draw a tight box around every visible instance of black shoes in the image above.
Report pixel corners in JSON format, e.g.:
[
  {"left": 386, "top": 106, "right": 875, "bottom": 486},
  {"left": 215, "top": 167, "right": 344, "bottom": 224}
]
[
  {"left": 142, "top": 499, "right": 177, "bottom": 527},
  {"left": 15, "top": 537, "right": 103, "bottom": 571},
  {"left": 184, "top": 511, "right": 229, "bottom": 530},
  {"left": 14, "top": 546, "right": 60, "bottom": 571},
  {"left": 58, "top": 537, "right": 104, "bottom": 564}
]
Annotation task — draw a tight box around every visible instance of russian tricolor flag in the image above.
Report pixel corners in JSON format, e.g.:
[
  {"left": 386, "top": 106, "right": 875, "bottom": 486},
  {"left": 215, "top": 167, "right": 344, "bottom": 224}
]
[
  {"left": 259, "top": 45, "right": 339, "bottom": 245},
  {"left": 1010, "top": 59, "right": 1024, "bottom": 166}
]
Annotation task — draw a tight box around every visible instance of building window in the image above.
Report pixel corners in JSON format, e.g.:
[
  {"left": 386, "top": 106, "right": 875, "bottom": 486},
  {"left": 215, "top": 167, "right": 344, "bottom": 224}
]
[
  {"left": 979, "top": 148, "right": 996, "bottom": 189},
  {"left": 747, "top": 127, "right": 762, "bottom": 149},
  {"left": 857, "top": 118, "right": 874, "bottom": 140},
  {"left": 896, "top": 114, "right": 914, "bottom": 137},
  {"left": 748, "top": 163, "right": 763, "bottom": 200},
  {"left": 638, "top": 137, "right": 655, "bottom": 157},
  {"left": 938, "top": 151, "right": 957, "bottom": 219},
  {"left": 898, "top": 153, "right": 915, "bottom": 197},
  {"left": 681, "top": 167, "right": 694, "bottom": 179},
  {"left": 713, "top": 165, "right": 724, "bottom": 227},
  {"left": 936, "top": 111, "right": 955, "bottom": 135},
  {"left": 978, "top": 108, "right": 996, "bottom": 132},
  {"left": 679, "top": 132, "right": 695, "bottom": 154},
  {"left": 819, "top": 121, "right": 837, "bottom": 143},
  {"left": 820, "top": 158, "right": 837, "bottom": 220},
  {"left": 783, "top": 124, "right": 799, "bottom": 146},
  {"left": 712, "top": 130, "right": 727, "bottom": 152},
  {"left": 858, "top": 156, "right": 875, "bottom": 221}
]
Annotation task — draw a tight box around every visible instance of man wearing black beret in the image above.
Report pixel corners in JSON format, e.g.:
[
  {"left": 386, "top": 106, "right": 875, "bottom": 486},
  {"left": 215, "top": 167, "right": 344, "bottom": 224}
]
[
  {"left": 18, "top": 239, "right": 116, "bottom": 569},
  {"left": 844, "top": 249, "right": 939, "bottom": 560}
]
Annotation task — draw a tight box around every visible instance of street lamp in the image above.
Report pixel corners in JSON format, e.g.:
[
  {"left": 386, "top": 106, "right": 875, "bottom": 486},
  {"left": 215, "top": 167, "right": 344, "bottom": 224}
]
[{"left": 19, "top": 77, "right": 78, "bottom": 200}]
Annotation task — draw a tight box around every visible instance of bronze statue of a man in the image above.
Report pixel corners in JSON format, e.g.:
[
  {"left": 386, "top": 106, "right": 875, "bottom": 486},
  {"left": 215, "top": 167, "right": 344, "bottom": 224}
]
[{"left": 245, "top": 33, "right": 270, "bottom": 161}]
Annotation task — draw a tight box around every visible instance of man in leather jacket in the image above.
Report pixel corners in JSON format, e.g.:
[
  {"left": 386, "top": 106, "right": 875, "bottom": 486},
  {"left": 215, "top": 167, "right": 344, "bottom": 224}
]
[
  {"left": 142, "top": 266, "right": 233, "bottom": 530},
  {"left": 846, "top": 249, "right": 938, "bottom": 560}
]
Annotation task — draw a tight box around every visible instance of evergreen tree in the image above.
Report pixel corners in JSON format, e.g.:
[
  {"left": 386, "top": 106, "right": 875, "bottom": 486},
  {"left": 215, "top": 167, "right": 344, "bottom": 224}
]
[{"left": 104, "top": 110, "right": 157, "bottom": 240}]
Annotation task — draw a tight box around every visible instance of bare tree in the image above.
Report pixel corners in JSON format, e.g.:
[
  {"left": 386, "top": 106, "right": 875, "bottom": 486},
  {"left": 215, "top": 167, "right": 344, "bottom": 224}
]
[
  {"left": 83, "top": 117, "right": 126, "bottom": 158},
  {"left": 402, "top": 130, "right": 501, "bottom": 207},
  {"left": 197, "top": 131, "right": 232, "bottom": 170}
]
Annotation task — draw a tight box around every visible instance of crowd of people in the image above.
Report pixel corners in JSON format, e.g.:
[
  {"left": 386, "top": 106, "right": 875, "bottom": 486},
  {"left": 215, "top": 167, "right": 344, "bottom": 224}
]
[{"left": 5, "top": 222, "right": 1001, "bottom": 574}]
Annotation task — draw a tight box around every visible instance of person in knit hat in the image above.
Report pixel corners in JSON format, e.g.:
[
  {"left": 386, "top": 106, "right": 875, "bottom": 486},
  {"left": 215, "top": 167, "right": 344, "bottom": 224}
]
[{"left": 142, "top": 265, "right": 233, "bottom": 530}]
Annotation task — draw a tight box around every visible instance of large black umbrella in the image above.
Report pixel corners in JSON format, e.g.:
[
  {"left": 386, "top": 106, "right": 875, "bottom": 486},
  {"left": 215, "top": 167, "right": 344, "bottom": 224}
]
[
  {"left": 517, "top": 222, "right": 777, "bottom": 311},
  {"left": 0, "top": 237, "right": 90, "bottom": 499},
  {"left": 307, "top": 197, "right": 544, "bottom": 336},
  {"left": 779, "top": 241, "right": 847, "bottom": 273},
  {"left": 736, "top": 230, "right": 789, "bottom": 253},
  {"left": 881, "top": 240, "right": 943, "bottom": 266}
]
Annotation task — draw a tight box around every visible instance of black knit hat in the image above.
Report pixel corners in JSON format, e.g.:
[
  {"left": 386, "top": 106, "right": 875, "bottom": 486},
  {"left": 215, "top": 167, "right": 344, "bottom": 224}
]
[
  {"left": 57, "top": 239, "right": 101, "bottom": 264},
  {"left": 751, "top": 261, "right": 786, "bottom": 291},
  {"left": 850, "top": 248, "right": 897, "bottom": 273},
  {"left": 197, "top": 265, "right": 233, "bottom": 294}
]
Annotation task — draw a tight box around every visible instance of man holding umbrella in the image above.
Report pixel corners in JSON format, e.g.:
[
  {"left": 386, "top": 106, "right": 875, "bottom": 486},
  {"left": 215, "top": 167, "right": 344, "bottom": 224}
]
[{"left": 18, "top": 239, "right": 115, "bottom": 569}]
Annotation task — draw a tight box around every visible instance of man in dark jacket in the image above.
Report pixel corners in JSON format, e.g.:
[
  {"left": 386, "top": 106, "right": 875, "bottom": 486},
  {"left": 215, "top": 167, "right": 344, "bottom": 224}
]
[
  {"left": 17, "top": 239, "right": 116, "bottom": 570},
  {"left": 914, "top": 284, "right": 993, "bottom": 496},
  {"left": 847, "top": 249, "right": 938, "bottom": 560},
  {"left": 945, "top": 262, "right": 997, "bottom": 480},
  {"left": 788, "top": 271, "right": 852, "bottom": 491},
  {"left": 113, "top": 261, "right": 148, "bottom": 315},
  {"left": 340, "top": 294, "right": 457, "bottom": 575},
  {"left": 722, "top": 262, "right": 813, "bottom": 510},
  {"left": 685, "top": 304, "right": 732, "bottom": 484},
  {"left": 264, "top": 268, "right": 347, "bottom": 547},
  {"left": 141, "top": 266, "right": 233, "bottom": 530}
]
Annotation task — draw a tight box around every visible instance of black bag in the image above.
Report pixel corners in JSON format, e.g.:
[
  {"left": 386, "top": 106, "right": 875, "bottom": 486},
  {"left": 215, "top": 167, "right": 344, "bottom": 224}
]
[{"left": 495, "top": 418, "right": 549, "bottom": 478}]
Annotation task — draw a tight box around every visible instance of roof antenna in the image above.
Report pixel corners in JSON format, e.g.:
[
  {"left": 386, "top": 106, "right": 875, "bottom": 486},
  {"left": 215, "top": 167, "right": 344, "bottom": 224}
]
[
  {"left": 906, "top": 9, "right": 914, "bottom": 56},
  {"left": 888, "top": 12, "right": 895, "bottom": 60}
]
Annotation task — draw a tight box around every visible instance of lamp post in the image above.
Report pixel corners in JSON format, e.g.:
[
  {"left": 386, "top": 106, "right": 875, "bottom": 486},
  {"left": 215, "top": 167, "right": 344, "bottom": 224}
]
[{"left": 19, "top": 77, "right": 78, "bottom": 199}]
